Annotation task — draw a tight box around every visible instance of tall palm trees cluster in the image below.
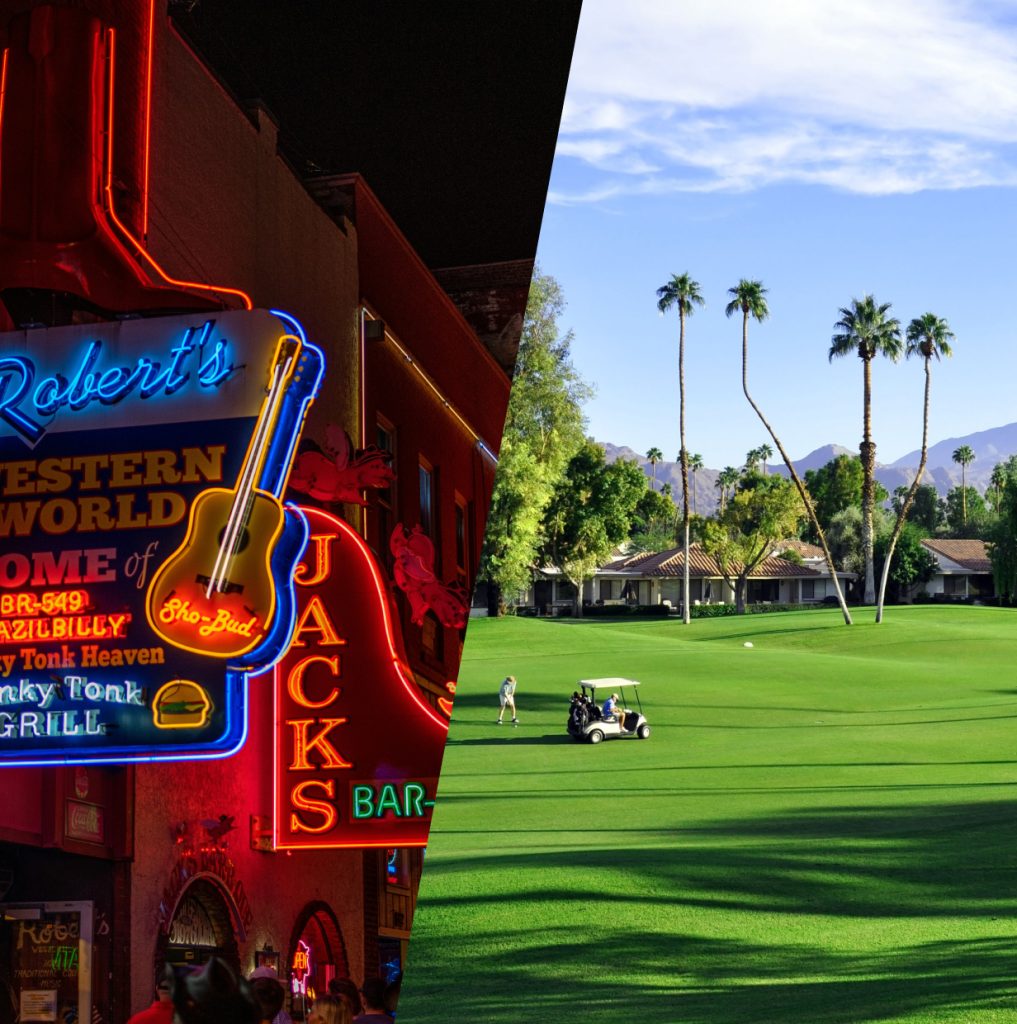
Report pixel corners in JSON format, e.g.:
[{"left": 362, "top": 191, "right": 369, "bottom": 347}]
[{"left": 656, "top": 274, "right": 956, "bottom": 625}]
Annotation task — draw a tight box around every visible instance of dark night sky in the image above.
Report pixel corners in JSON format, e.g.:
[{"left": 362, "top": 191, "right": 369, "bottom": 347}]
[{"left": 172, "top": 1, "right": 582, "bottom": 269}]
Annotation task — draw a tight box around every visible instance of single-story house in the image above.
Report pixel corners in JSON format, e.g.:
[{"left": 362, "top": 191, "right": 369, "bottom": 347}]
[
  {"left": 911, "top": 539, "right": 995, "bottom": 600},
  {"left": 516, "top": 541, "right": 853, "bottom": 615}
]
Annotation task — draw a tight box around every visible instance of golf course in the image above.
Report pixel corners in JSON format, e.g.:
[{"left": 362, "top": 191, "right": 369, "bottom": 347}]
[{"left": 400, "top": 606, "right": 1017, "bottom": 1023}]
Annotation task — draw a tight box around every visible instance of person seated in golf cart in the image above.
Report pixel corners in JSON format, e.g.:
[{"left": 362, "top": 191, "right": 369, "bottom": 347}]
[{"left": 602, "top": 692, "right": 628, "bottom": 730}]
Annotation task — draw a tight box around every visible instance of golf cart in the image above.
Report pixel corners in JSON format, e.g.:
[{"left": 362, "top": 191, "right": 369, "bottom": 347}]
[{"left": 567, "top": 678, "right": 649, "bottom": 743}]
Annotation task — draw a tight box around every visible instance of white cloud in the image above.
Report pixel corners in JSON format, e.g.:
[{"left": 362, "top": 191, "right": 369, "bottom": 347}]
[{"left": 552, "top": 0, "right": 1017, "bottom": 201}]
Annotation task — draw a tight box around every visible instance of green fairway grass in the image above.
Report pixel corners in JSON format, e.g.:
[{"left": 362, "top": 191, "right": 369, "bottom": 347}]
[{"left": 399, "top": 607, "right": 1017, "bottom": 1023}]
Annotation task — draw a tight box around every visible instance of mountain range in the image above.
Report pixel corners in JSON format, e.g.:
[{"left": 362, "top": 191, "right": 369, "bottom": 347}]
[{"left": 602, "top": 420, "right": 1017, "bottom": 517}]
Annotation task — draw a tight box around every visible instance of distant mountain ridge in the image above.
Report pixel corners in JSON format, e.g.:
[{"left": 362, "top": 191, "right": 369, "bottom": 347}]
[{"left": 601, "top": 421, "right": 1017, "bottom": 517}]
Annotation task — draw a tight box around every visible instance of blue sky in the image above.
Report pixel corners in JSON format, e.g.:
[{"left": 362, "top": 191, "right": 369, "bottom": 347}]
[{"left": 536, "top": 0, "right": 1017, "bottom": 471}]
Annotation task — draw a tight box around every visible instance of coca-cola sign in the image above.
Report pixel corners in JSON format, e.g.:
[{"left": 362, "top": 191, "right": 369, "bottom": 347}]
[{"left": 64, "top": 799, "right": 104, "bottom": 843}]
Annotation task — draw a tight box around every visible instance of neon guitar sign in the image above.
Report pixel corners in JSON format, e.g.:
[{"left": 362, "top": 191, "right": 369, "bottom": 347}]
[{"left": 146, "top": 334, "right": 315, "bottom": 663}]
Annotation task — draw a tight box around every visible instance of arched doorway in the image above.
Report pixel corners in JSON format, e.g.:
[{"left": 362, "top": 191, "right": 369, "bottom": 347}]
[
  {"left": 158, "top": 877, "right": 243, "bottom": 974},
  {"left": 286, "top": 902, "right": 348, "bottom": 1018}
]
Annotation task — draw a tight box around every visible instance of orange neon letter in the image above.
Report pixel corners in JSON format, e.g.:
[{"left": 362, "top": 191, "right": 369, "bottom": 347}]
[
  {"left": 294, "top": 533, "right": 337, "bottom": 588},
  {"left": 287, "top": 655, "right": 341, "bottom": 709},
  {"left": 291, "top": 595, "right": 345, "bottom": 648},
  {"left": 289, "top": 779, "right": 338, "bottom": 834},
  {"left": 288, "top": 718, "right": 352, "bottom": 770}
]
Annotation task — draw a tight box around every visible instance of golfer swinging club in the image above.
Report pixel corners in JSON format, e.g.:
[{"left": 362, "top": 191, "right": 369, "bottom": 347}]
[{"left": 496, "top": 675, "right": 518, "bottom": 725}]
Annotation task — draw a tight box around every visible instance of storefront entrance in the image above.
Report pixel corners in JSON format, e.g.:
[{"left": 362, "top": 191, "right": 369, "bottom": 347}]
[
  {"left": 287, "top": 903, "right": 348, "bottom": 1020},
  {"left": 159, "top": 879, "right": 241, "bottom": 974}
]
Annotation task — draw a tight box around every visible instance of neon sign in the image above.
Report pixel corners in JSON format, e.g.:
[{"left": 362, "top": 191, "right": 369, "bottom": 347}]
[
  {"left": 273, "top": 507, "right": 448, "bottom": 850},
  {"left": 291, "top": 940, "right": 312, "bottom": 997},
  {"left": 0, "top": 310, "right": 323, "bottom": 766},
  {"left": 0, "top": 321, "right": 233, "bottom": 444}
]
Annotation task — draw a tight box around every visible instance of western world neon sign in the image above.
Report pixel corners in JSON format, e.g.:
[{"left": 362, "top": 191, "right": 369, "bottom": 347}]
[
  {"left": 0, "top": 310, "right": 323, "bottom": 767},
  {"left": 273, "top": 507, "right": 448, "bottom": 850}
]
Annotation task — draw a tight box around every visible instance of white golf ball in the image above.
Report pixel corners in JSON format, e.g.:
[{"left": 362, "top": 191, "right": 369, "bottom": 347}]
[{"left": 744, "top": 641, "right": 754, "bottom": 648}]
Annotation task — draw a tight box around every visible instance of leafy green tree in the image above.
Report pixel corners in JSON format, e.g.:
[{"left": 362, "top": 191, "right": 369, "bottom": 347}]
[
  {"left": 657, "top": 272, "right": 705, "bottom": 624},
  {"left": 904, "top": 484, "right": 944, "bottom": 533},
  {"left": 952, "top": 444, "right": 976, "bottom": 524},
  {"left": 478, "top": 271, "right": 590, "bottom": 612},
  {"left": 645, "top": 446, "right": 663, "bottom": 490},
  {"left": 701, "top": 474, "right": 805, "bottom": 614},
  {"left": 803, "top": 455, "right": 886, "bottom": 538},
  {"left": 729, "top": 279, "right": 852, "bottom": 623},
  {"left": 944, "top": 486, "right": 989, "bottom": 538},
  {"left": 829, "top": 295, "right": 903, "bottom": 604},
  {"left": 631, "top": 486, "right": 677, "bottom": 535},
  {"left": 988, "top": 457, "right": 1017, "bottom": 601},
  {"left": 876, "top": 312, "right": 953, "bottom": 622},
  {"left": 874, "top": 522, "right": 937, "bottom": 601},
  {"left": 541, "top": 444, "right": 646, "bottom": 615}
]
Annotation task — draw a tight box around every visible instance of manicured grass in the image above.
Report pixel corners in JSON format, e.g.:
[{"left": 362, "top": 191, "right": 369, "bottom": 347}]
[{"left": 399, "top": 607, "right": 1017, "bottom": 1023}]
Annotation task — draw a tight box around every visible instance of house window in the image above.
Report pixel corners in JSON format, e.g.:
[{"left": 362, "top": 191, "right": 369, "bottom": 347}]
[
  {"left": 600, "top": 580, "right": 614, "bottom": 601},
  {"left": 801, "top": 580, "right": 815, "bottom": 600},
  {"left": 944, "top": 574, "right": 966, "bottom": 596}
]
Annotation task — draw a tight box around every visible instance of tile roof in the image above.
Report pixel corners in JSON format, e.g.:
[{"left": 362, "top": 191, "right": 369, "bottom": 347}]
[
  {"left": 776, "top": 540, "right": 825, "bottom": 559},
  {"left": 921, "top": 539, "right": 992, "bottom": 573},
  {"left": 607, "top": 544, "right": 821, "bottom": 579}
]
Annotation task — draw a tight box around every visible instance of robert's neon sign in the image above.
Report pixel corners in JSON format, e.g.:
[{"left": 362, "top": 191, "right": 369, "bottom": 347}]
[{"left": 0, "top": 319, "right": 232, "bottom": 444}]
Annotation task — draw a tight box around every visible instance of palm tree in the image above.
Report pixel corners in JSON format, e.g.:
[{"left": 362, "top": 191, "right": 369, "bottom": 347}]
[
  {"left": 991, "top": 463, "right": 1006, "bottom": 512},
  {"left": 758, "top": 443, "right": 773, "bottom": 476},
  {"left": 717, "top": 466, "right": 739, "bottom": 513},
  {"left": 728, "top": 279, "right": 853, "bottom": 625},
  {"left": 657, "top": 273, "right": 705, "bottom": 625},
  {"left": 744, "top": 447, "right": 761, "bottom": 475},
  {"left": 645, "top": 446, "right": 663, "bottom": 491},
  {"left": 876, "top": 313, "right": 953, "bottom": 622},
  {"left": 952, "top": 444, "right": 976, "bottom": 523},
  {"left": 829, "top": 295, "right": 903, "bottom": 604},
  {"left": 688, "top": 452, "right": 703, "bottom": 515}
]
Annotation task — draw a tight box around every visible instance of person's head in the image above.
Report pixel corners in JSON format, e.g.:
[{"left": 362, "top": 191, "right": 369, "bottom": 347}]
[
  {"left": 612, "top": 693, "right": 619, "bottom": 701},
  {"left": 307, "top": 994, "right": 350, "bottom": 1024},
  {"left": 506, "top": 675, "right": 515, "bottom": 684},
  {"left": 249, "top": 976, "right": 285, "bottom": 1024},
  {"left": 169, "top": 958, "right": 259, "bottom": 1024},
  {"left": 360, "top": 977, "right": 388, "bottom": 1013},
  {"left": 328, "top": 977, "right": 362, "bottom": 1016}
]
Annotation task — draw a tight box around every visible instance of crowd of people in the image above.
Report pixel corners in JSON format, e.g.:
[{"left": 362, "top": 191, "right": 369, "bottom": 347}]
[{"left": 126, "top": 959, "right": 400, "bottom": 1024}]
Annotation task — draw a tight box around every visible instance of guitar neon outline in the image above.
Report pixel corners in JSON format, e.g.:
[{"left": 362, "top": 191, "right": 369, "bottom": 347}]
[{"left": 146, "top": 332, "right": 315, "bottom": 660}]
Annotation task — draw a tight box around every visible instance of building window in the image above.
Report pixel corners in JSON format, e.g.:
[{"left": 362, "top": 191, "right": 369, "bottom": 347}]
[
  {"left": 421, "top": 611, "right": 444, "bottom": 659},
  {"left": 600, "top": 580, "right": 614, "bottom": 601},
  {"left": 419, "top": 459, "right": 436, "bottom": 540},
  {"left": 454, "top": 496, "right": 470, "bottom": 583},
  {"left": 801, "top": 579, "right": 815, "bottom": 600},
  {"left": 375, "top": 419, "right": 396, "bottom": 565}
]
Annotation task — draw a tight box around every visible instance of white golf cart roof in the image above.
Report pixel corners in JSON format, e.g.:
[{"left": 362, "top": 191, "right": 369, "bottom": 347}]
[{"left": 579, "top": 678, "right": 640, "bottom": 689}]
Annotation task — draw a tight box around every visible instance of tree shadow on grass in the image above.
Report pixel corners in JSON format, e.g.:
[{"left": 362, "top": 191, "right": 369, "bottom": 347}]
[
  {"left": 445, "top": 734, "right": 574, "bottom": 747},
  {"left": 403, "top": 799, "right": 1017, "bottom": 1022},
  {"left": 402, "top": 930, "right": 1017, "bottom": 1024}
]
